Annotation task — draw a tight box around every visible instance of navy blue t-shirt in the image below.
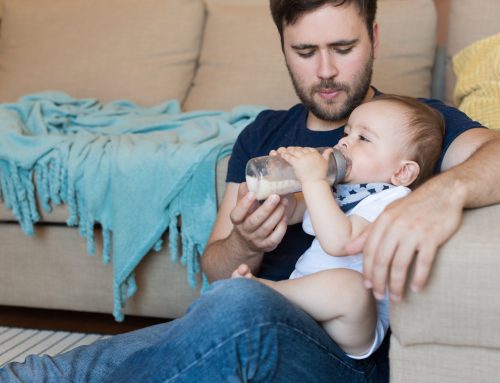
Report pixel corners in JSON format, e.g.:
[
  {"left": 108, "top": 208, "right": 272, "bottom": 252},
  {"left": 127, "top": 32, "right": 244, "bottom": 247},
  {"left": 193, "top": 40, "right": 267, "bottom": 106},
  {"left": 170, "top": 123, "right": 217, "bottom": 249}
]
[{"left": 226, "top": 97, "right": 482, "bottom": 281}]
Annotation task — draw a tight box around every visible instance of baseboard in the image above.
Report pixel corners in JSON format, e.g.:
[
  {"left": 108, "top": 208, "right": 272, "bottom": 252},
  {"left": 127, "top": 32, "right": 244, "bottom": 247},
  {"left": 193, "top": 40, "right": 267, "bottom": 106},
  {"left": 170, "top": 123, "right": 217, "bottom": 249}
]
[{"left": 0, "top": 305, "right": 169, "bottom": 335}]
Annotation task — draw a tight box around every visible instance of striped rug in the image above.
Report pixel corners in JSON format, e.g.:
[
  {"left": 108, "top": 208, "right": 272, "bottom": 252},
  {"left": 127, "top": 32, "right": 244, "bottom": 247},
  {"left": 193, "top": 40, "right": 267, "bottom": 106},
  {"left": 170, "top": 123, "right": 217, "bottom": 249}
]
[{"left": 0, "top": 326, "right": 110, "bottom": 367}]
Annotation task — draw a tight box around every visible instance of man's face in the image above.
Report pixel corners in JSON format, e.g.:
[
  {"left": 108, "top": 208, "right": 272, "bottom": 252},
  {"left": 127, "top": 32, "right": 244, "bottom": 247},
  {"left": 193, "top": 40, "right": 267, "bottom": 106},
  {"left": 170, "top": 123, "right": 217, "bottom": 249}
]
[{"left": 282, "top": 3, "right": 377, "bottom": 127}]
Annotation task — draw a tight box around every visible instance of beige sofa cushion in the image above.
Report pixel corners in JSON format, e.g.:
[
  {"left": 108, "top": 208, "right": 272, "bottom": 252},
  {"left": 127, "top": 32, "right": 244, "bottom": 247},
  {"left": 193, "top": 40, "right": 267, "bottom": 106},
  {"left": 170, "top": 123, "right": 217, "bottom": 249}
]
[
  {"left": 373, "top": 0, "right": 436, "bottom": 98},
  {"left": 445, "top": 0, "right": 500, "bottom": 105},
  {"left": 0, "top": 0, "right": 204, "bottom": 106},
  {"left": 0, "top": 199, "right": 69, "bottom": 223},
  {"left": 390, "top": 336, "right": 500, "bottom": 383},
  {"left": 391, "top": 204, "right": 500, "bottom": 350},
  {"left": 184, "top": 0, "right": 437, "bottom": 111},
  {"left": 0, "top": 224, "right": 200, "bottom": 318},
  {"left": 183, "top": 0, "right": 299, "bottom": 111}
]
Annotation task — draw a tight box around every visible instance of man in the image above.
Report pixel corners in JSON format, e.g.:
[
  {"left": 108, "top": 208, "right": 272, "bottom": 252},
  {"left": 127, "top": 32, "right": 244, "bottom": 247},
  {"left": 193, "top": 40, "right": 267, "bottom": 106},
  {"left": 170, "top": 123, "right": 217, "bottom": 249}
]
[
  {"left": 1, "top": 1, "right": 499, "bottom": 382},
  {"left": 200, "top": 0, "right": 500, "bottom": 380}
]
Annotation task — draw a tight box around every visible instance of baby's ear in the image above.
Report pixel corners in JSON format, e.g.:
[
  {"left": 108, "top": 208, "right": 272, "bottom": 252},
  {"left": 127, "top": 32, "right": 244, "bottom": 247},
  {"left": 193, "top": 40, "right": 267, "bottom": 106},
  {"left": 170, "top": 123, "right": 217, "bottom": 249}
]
[{"left": 391, "top": 161, "right": 419, "bottom": 187}]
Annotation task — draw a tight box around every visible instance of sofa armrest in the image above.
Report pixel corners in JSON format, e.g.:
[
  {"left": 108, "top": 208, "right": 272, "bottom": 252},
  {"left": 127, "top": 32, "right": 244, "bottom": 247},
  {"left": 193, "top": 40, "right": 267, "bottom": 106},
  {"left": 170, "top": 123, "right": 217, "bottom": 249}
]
[
  {"left": 216, "top": 156, "right": 229, "bottom": 208},
  {"left": 390, "top": 203, "right": 500, "bottom": 349}
]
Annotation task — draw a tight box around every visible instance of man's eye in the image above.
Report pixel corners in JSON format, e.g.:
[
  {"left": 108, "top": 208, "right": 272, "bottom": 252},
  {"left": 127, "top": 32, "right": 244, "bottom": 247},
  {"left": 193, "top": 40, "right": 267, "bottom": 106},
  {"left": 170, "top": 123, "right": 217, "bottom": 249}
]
[
  {"left": 335, "top": 47, "right": 353, "bottom": 55},
  {"left": 298, "top": 51, "right": 314, "bottom": 58}
]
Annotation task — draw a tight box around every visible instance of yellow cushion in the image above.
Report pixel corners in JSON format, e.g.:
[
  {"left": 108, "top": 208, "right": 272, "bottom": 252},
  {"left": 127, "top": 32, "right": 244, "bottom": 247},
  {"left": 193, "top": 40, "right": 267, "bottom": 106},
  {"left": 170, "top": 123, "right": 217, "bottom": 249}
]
[
  {"left": 453, "top": 33, "right": 500, "bottom": 130},
  {"left": 445, "top": 0, "right": 500, "bottom": 104}
]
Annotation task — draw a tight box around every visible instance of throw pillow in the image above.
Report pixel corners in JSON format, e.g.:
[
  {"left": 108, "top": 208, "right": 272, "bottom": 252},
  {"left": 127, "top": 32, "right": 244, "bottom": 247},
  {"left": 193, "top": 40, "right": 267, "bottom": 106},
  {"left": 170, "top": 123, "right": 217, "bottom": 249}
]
[
  {"left": 445, "top": 0, "right": 500, "bottom": 104},
  {"left": 453, "top": 33, "right": 500, "bottom": 131}
]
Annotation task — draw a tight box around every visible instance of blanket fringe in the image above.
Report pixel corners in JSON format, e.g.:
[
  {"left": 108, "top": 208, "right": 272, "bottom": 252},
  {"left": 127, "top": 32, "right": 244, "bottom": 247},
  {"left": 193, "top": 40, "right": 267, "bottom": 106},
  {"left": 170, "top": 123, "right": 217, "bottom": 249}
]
[
  {"left": 178, "top": 235, "right": 203, "bottom": 288},
  {"left": 0, "top": 93, "right": 262, "bottom": 322},
  {"left": 35, "top": 163, "right": 51, "bottom": 213},
  {"left": 153, "top": 238, "right": 163, "bottom": 253},
  {"left": 48, "top": 157, "right": 62, "bottom": 205},
  {"left": 33, "top": 155, "right": 68, "bottom": 213},
  {"left": 0, "top": 153, "right": 71, "bottom": 236},
  {"left": 102, "top": 227, "right": 111, "bottom": 264},
  {"left": 113, "top": 273, "right": 137, "bottom": 322},
  {"left": 0, "top": 166, "right": 4, "bottom": 204},
  {"left": 66, "top": 176, "right": 78, "bottom": 227},
  {"left": 168, "top": 209, "right": 180, "bottom": 263},
  {"left": 0, "top": 162, "right": 38, "bottom": 235},
  {"left": 2, "top": 149, "right": 211, "bottom": 321}
]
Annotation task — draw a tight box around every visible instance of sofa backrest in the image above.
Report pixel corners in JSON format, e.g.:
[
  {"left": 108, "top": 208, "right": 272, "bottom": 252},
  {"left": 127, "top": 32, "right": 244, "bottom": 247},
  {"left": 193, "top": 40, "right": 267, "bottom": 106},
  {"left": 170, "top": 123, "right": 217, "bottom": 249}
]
[
  {"left": 182, "top": 0, "right": 299, "bottom": 111},
  {"left": 0, "top": 0, "right": 205, "bottom": 106},
  {"left": 183, "top": 0, "right": 438, "bottom": 111},
  {"left": 0, "top": 0, "right": 454, "bottom": 111},
  {"left": 372, "top": 0, "right": 436, "bottom": 101}
]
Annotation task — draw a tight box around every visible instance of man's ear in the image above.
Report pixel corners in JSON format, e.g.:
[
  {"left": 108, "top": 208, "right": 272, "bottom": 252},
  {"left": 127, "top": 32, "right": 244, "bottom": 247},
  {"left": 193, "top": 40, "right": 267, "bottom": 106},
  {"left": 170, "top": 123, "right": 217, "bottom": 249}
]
[
  {"left": 391, "top": 160, "right": 419, "bottom": 187},
  {"left": 372, "top": 22, "right": 379, "bottom": 59}
]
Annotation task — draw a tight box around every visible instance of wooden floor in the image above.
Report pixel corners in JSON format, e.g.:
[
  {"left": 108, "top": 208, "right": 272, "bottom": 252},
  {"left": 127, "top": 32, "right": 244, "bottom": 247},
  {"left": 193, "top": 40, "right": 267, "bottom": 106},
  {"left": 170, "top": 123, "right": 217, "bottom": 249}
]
[{"left": 0, "top": 306, "right": 169, "bottom": 335}]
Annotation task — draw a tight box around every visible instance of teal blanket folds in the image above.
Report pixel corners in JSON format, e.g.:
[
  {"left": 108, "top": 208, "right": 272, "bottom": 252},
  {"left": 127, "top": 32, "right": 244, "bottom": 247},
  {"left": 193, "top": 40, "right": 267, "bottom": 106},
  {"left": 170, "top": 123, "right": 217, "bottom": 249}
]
[{"left": 0, "top": 92, "right": 263, "bottom": 321}]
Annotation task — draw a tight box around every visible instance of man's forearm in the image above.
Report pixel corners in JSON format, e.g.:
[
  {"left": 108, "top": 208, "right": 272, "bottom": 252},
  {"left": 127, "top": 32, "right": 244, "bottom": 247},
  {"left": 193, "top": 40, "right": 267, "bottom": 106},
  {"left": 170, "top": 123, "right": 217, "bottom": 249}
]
[
  {"left": 201, "top": 232, "right": 264, "bottom": 282},
  {"left": 442, "top": 134, "right": 500, "bottom": 209}
]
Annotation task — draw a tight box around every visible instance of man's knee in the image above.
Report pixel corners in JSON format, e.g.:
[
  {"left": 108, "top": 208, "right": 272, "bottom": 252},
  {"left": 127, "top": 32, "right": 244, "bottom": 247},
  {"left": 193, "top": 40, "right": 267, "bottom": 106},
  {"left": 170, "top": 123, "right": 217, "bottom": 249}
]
[{"left": 185, "top": 277, "right": 334, "bottom": 351}]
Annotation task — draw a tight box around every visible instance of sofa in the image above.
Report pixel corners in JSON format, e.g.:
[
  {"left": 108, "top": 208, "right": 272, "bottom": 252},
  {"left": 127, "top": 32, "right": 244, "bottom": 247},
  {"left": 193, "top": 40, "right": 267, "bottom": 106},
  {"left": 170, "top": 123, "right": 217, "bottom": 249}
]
[{"left": 0, "top": 0, "right": 498, "bottom": 381}]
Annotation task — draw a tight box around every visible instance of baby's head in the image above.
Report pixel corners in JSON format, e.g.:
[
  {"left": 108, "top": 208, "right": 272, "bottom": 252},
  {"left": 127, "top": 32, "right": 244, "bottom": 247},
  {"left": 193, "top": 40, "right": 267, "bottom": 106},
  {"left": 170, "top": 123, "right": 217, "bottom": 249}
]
[{"left": 336, "top": 94, "right": 445, "bottom": 188}]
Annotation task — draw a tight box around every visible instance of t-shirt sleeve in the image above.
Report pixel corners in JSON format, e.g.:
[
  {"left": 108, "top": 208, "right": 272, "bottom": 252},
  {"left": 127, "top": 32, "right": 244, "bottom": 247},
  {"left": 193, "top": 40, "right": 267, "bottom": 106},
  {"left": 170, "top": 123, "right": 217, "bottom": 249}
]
[
  {"left": 226, "top": 125, "right": 252, "bottom": 184},
  {"left": 348, "top": 186, "right": 411, "bottom": 223},
  {"left": 422, "top": 99, "right": 484, "bottom": 171},
  {"left": 226, "top": 109, "right": 273, "bottom": 184}
]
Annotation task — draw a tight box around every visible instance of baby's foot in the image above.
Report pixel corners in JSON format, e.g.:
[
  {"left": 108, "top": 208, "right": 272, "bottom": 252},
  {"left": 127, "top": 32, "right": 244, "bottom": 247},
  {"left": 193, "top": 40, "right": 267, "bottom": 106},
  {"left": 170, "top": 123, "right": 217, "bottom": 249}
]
[{"left": 231, "top": 264, "right": 254, "bottom": 279}]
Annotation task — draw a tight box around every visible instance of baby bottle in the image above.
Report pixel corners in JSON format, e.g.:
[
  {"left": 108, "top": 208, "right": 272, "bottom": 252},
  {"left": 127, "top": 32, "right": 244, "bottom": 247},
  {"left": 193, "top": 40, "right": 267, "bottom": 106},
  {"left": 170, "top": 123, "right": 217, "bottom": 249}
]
[{"left": 245, "top": 147, "right": 347, "bottom": 200}]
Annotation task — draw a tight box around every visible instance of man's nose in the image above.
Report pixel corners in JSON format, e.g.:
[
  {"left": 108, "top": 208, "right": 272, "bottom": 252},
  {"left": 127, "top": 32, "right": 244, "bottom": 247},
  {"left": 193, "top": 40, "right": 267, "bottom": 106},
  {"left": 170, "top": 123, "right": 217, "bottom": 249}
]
[{"left": 317, "top": 50, "right": 338, "bottom": 79}]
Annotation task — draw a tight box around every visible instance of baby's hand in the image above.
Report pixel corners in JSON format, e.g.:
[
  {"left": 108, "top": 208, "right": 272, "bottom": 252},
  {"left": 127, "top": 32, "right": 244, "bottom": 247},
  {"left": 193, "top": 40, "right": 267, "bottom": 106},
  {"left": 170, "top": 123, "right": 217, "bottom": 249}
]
[{"left": 280, "top": 147, "right": 330, "bottom": 184}]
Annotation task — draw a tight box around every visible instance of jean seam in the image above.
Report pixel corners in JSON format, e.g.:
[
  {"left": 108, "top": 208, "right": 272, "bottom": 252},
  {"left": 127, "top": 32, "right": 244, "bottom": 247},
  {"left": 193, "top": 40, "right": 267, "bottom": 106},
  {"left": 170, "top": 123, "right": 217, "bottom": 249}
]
[
  {"left": 162, "top": 321, "right": 369, "bottom": 382},
  {"left": 274, "top": 322, "right": 373, "bottom": 376}
]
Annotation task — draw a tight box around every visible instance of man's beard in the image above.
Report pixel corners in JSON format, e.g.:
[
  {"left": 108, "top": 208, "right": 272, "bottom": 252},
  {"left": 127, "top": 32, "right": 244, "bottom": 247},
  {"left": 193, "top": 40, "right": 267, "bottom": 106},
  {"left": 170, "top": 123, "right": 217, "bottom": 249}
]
[{"left": 287, "top": 55, "right": 373, "bottom": 122}]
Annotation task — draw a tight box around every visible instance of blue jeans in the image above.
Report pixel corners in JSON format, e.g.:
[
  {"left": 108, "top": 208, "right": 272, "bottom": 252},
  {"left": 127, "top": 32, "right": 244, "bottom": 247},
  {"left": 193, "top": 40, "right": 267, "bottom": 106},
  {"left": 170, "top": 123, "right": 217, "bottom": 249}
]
[{"left": 0, "top": 278, "right": 389, "bottom": 382}]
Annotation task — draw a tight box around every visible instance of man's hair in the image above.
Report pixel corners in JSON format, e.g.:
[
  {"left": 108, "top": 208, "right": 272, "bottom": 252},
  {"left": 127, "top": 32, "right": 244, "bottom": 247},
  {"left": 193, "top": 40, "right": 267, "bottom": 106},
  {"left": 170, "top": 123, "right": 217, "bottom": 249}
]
[
  {"left": 269, "top": 0, "right": 378, "bottom": 46},
  {"left": 371, "top": 94, "right": 445, "bottom": 189}
]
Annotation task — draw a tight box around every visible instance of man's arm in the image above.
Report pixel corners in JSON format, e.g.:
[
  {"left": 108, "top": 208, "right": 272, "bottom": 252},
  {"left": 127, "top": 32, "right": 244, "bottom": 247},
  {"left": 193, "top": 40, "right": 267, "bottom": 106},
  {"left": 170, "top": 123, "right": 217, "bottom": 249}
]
[
  {"left": 201, "top": 182, "right": 289, "bottom": 282},
  {"left": 347, "top": 128, "right": 500, "bottom": 301}
]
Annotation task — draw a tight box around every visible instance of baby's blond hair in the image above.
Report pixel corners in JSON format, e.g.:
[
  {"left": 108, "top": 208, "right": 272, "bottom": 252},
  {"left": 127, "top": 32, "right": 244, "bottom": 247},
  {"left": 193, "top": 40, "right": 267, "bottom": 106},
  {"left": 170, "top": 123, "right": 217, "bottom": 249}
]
[{"left": 369, "top": 94, "right": 445, "bottom": 188}]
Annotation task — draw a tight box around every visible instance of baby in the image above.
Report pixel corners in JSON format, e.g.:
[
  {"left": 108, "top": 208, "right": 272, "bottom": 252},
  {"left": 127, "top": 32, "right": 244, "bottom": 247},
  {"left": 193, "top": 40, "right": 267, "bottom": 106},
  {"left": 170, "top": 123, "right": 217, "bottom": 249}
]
[{"left": 232, "top": 94, "right": 445, "bottom": 359}]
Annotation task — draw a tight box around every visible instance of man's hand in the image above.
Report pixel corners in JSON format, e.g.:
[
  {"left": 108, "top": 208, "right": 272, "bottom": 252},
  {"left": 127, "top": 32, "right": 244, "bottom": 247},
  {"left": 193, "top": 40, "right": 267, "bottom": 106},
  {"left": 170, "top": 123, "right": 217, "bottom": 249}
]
[
  {"left": 230, "top": 182, "right": 289, "bottom": 255},
  {"left": 346, "top": 181, "right": 464, "bottom": 301},
  {"left": 202, "top": 182, "right": 291, "bottom": 281}
]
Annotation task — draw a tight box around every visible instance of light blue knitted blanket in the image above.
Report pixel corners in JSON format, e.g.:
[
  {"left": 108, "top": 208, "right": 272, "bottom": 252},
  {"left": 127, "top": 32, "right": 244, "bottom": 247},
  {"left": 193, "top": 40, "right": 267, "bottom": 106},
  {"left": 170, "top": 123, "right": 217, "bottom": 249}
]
[{"left": 0, "top": 92, "right": 263, "bottom": 320}]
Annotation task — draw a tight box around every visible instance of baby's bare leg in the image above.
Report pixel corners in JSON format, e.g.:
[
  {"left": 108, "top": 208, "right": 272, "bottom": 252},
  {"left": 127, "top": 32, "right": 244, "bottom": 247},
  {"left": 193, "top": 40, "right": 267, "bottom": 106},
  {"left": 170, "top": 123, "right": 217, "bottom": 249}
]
[
  {"left": 260, "top": 269, "right": 378, "bottom": 357},
  {"left": 231, "top": 265, "right": 377, "bottom": 356}
]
